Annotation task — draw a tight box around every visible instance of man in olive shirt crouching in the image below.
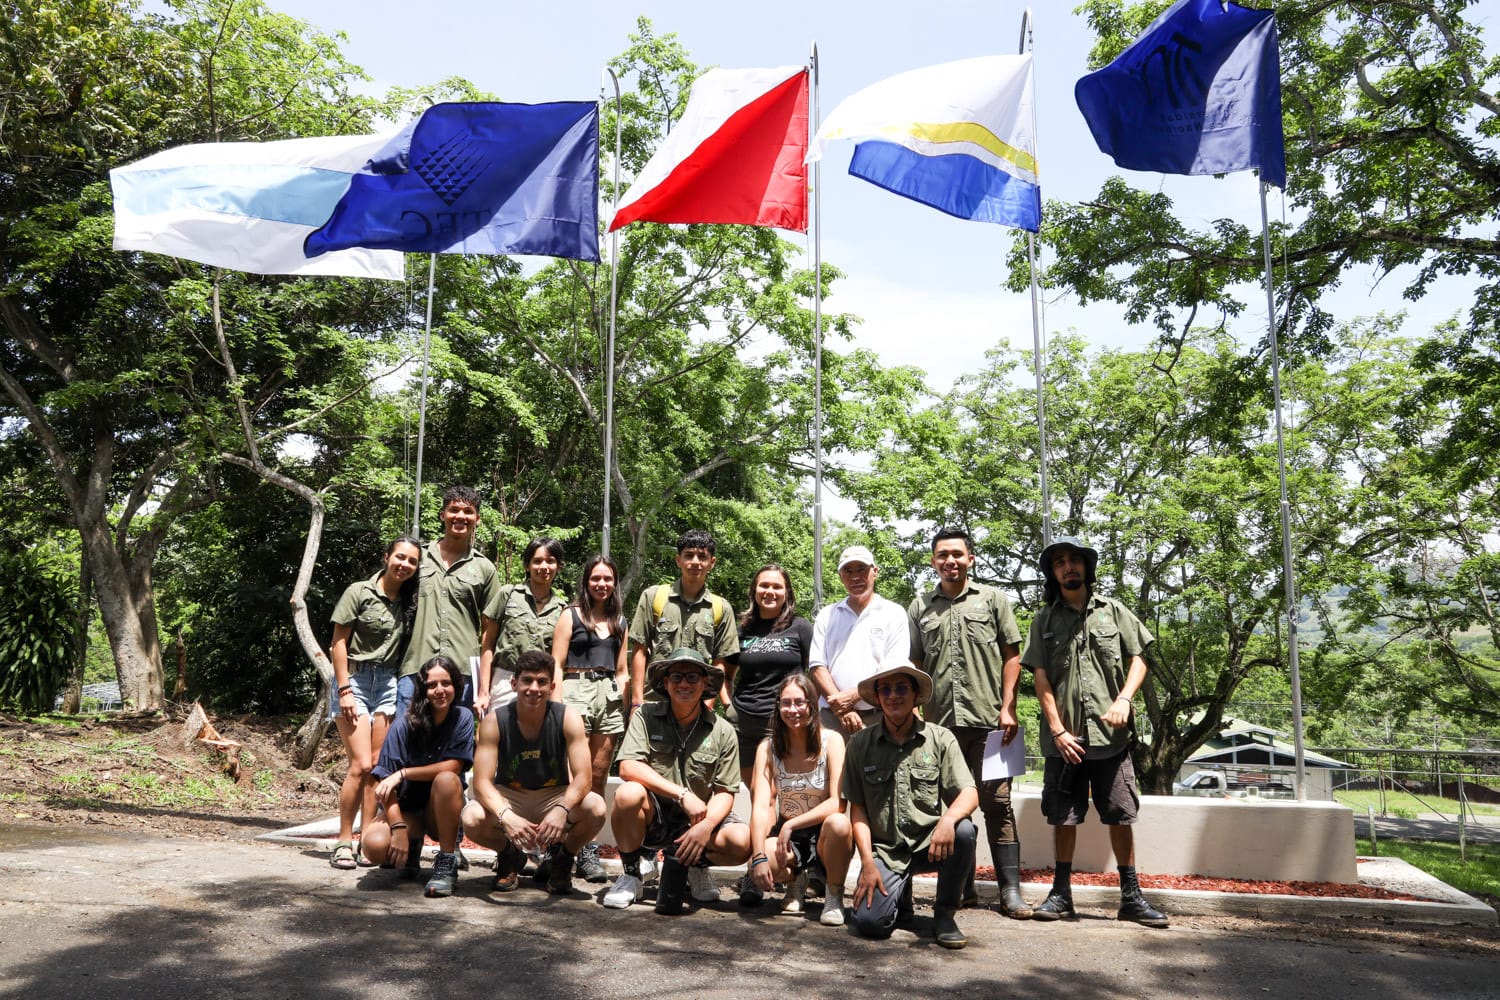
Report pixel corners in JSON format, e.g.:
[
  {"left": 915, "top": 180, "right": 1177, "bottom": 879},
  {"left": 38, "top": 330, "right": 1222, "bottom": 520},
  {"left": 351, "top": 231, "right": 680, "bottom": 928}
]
[
  {"left": 603, "top": 648, "right": 751, "bottom": 915},
  {"left": 844, "top": 661, "right": 978, "bottom": 949}
]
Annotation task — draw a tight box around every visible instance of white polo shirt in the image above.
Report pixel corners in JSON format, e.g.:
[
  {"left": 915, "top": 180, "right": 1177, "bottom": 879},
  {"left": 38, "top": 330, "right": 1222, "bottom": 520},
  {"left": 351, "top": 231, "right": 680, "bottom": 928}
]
[{"left": 809, "top": 593, "right": 910, "bottom": 710}]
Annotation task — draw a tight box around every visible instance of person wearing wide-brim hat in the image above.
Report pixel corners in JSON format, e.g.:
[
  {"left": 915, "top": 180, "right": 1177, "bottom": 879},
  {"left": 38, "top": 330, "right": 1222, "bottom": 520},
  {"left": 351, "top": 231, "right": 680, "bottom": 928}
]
[
  {"left": 1023, "top": 535, "right": 1168, "bottom": 928},
  {"left": 604, "top": 647, "right": 750, "bottom": 915},
  {"left": 841, "top": 658, "right": 978, "bottom": 949},
  {"left": 646, "top": 647, "right": 726, "bottom": 697}
]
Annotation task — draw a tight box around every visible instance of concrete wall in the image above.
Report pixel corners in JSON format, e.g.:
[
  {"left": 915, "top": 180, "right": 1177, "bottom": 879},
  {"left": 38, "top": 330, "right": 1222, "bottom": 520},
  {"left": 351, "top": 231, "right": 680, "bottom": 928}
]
[
  {"left": 596, "top": 780, "right": 1359, "bottom": 884},
  {"left": 1014, "top": 789, "right": 1359, "bottom": 884}
]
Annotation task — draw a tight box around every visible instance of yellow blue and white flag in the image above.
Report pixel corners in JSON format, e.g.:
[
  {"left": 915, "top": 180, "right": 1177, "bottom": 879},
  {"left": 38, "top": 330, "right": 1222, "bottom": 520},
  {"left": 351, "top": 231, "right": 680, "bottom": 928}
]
[
  {"left": 808, "top": 54, "right": 1039, "bottom": 231},
  {"left": 111, "top": 133, "right": 405, "bottom": 280}
]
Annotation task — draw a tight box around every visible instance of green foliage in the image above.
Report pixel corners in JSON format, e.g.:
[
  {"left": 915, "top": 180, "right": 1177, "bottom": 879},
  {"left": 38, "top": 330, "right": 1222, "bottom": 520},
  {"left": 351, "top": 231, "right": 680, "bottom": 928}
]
[{"left": 0, "top": 546, "right": 78, "bottom": 712}]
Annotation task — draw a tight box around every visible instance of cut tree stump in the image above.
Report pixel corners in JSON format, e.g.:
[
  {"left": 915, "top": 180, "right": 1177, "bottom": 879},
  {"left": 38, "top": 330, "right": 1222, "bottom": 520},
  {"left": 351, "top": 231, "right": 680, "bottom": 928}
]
[{"left": 180, "top": 701, "right": 242, "bottom": 781}]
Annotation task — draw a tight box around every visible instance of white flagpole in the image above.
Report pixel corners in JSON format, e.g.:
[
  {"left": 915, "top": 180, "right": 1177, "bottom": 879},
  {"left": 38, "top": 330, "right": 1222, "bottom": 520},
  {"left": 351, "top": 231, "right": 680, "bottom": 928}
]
[
  {"left": 1261, "top": 179, "right": 1307, "bottom": 800},
  {"left": 1020, "top": 8, "right": 1052, "bottom": 548},
  {"left": 411, "top": 251, "right": 437, "bottom": 539},
  {"left": 603, "top": 69, "right": 622, "bottom": 557},
  {"left": 810, "top": 43, "right": 825, "bottom": 610}
]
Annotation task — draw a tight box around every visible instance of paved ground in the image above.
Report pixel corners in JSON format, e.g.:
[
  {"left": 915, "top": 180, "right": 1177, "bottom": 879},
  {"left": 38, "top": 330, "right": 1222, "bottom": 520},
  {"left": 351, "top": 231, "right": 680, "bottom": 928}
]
[
  {"left": 2, "top": 824, "right": 1498, "bottom": 1000},
  {"left": 1355, "top": 811, "right": 1500, "bottom": 845}
]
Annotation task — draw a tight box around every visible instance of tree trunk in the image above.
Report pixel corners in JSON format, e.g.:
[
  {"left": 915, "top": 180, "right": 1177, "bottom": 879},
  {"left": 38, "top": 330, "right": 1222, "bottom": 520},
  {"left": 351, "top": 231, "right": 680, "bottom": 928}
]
[
  {"left": 61, "top": 555, "right": 93, "bottom": 714},
  {"left": 79, "top": 520, "right": 164, "bottom": 711}
]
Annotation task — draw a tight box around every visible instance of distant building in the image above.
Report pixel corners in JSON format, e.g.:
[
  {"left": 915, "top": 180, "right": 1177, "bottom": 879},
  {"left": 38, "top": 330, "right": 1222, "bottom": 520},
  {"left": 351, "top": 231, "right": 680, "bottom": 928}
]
[
  {"left": 52, "top": 682, "right": 123, "bottom": 712},
  {"left": 1179, "top": 719, "right": 1351, "bottom": 801}
]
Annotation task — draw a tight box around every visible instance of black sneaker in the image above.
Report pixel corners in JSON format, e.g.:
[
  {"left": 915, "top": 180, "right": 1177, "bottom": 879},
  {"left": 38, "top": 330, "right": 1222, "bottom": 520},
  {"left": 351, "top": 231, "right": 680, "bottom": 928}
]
[
  {"left": 532, "top": 852, "right": 553, "bottom": 887},
  {"left": 1032, "top": 890, "right": 1075, "bottom": 921},
  {"left": 575, "top": 842, "right": 609, "bottom": 883},
  {"left": 425, "top": 851, "right": 458, "bottom": 898}
]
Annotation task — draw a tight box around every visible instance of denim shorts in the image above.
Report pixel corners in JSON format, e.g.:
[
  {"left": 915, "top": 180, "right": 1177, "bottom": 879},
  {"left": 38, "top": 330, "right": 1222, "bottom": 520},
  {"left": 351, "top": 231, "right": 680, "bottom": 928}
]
[{"left": 330, "top": 664, "right": 399, "bottom": 720}]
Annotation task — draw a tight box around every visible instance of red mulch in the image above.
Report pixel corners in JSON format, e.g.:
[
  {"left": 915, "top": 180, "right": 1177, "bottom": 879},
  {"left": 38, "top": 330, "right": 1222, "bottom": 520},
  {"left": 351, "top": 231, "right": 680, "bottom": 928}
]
[
  {"left": 354, "top": 840, "right": 1430, "bottom": 903},
  {"left": 974, "top": 862, "right": 1432, "bottom": 902}
]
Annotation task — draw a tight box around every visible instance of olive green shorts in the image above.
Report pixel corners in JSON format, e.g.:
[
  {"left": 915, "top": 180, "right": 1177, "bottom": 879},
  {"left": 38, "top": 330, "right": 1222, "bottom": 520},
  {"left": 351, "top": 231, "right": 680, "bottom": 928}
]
[{"left": 562, "top": 673, "right": 625, "bottom": 736}]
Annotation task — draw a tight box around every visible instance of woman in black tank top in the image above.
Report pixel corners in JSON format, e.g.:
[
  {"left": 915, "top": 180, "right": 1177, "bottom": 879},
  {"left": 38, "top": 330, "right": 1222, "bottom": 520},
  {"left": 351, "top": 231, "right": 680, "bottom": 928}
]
[{"left": 550, "top": 553, "right": 629, "bottom": 881}]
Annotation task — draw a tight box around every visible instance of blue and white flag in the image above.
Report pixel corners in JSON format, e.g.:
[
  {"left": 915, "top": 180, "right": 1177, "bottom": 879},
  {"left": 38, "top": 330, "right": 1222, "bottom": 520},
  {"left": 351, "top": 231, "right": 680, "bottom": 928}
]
[
  {"left": 1074, "top": 0, "right": 1285, "bottom": 188},
  {"left": 305, "top": 101, "right": 600, "bottom": 263},
  {"left": 111, "top": 133, "right": 404, "bottom": 280},
  {"left": 809, "top": 55, "right": 1040, "bottom": 231}
]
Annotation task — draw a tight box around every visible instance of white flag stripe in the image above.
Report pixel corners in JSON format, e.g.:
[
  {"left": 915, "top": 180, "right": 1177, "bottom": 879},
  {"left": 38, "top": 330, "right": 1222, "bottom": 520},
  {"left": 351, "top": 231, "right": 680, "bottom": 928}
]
[{"left": 111, "top": 132, "right": 405, "bottom": 280}]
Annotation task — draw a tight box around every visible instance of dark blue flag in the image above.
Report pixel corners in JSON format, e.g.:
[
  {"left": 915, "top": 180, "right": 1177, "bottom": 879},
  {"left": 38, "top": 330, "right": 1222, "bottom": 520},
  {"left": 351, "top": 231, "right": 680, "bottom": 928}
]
[
  {"left": 1074, "top": 0, "right": 1285, "bottom": 188},
  {"left": 305, "top": 101, "right": 599, "bottom": 262}
]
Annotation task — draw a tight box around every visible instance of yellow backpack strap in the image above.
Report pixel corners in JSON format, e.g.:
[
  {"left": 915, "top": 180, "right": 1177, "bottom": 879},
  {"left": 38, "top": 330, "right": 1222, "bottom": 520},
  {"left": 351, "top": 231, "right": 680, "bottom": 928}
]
[
  {"left": 711, "top": 595, "right": 725, "bottom": 627},
  {"left": 651, "top": 584, "right": 668, "bottom": 620}
]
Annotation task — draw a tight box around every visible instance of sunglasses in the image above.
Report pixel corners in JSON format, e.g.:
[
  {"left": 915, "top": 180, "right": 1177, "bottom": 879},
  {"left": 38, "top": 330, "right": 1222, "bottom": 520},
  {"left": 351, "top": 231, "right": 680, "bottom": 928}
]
[
  {"left": 876, "top": 681, "right": 913, "bottom": 697},
  {"left": 667, "top": 671, "right": 706, "bottom": 684}
]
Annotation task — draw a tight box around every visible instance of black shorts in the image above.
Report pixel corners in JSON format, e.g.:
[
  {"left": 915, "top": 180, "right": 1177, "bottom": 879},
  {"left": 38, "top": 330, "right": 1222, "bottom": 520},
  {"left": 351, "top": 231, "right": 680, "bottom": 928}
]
[
  {"left": 1041, "top": 750, "right": 1140, "bottom": 826},
  {"left": 770, "top": 820, "right": 824, "bottom": 875},
  {"left": 643, "top": 792, "right": 745, "bottom": 851}
]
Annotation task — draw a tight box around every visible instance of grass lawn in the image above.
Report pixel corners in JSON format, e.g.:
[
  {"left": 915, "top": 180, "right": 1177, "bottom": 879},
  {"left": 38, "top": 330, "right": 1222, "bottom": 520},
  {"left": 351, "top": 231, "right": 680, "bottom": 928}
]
[
  {"left": 1358, "top": 837, "right": 1500, "bottom": 900},
  {"left": 1337, "top": 788, "right": 1500, "bottom": 819}
]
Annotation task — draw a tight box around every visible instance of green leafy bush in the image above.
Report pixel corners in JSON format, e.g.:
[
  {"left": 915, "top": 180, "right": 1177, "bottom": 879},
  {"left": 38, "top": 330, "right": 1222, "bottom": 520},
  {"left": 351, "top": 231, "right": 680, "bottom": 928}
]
[{"left": 0, "top": 547, "right": 78, "bottom": 712}]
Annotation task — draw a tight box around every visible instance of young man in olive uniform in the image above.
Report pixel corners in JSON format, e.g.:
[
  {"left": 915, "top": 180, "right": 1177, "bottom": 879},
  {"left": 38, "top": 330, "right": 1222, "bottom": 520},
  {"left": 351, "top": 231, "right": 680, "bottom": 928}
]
[
  {"left": 627, "top": 530, "right": 738, "bottom": 710},
  {"left": 1023, "top": 536, "right": 1168, "bottom": 928},
  {"left": 604, "top": 648, "right": 751, "bottom": 915},
  {"left": 399, "top": 485, "right": 501, "bottom": 715},
  {"left": 908, "top": 526, "right": 1032, "bottom": 919},
  {"left": 844, "top": 661, "right": 978, "bottom": 949}
]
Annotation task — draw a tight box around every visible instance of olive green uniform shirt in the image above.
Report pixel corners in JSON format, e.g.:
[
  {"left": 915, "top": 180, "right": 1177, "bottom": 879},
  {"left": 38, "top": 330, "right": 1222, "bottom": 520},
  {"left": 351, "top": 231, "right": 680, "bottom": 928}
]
[
  {"left": 617, "top": 701, "right": 742, "bottom": 797},
  {"left": 484, "top": 584, "right": 566, "bottom": 674},
  {"left": 400, "top": 540, "right": 500, "bottom": 678},
  {"left": 330, "top": 572, "right": 405, "bottom": 667},
  {"left": 628, "top": 581, "right": 739, "bottom": 663},
  {"left": 1021, "top": 593, "right": 1153, "bottom": 759},
  {"left": 842, "top": 718, "right": 973, "bottom": 873},
  {"left": 908, "top": 581, "right": 1022, "bottom": 730}
]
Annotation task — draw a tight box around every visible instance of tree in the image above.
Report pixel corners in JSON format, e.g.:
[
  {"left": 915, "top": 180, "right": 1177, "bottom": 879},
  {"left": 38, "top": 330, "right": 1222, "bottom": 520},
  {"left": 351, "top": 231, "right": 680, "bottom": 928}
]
[
  {"left": 401, "top": 19, "right": 914, "bottom": 602},
  {"left": 841, "top": 323, "right": 1431, "bottom": 791},
  {"left": 0, "top": 0, "right": 400, "bottom": 710}
]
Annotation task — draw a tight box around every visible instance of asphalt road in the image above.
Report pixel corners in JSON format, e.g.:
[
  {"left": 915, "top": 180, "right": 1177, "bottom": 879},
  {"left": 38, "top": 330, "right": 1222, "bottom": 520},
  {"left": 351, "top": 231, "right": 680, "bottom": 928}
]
[
  {"left": 1, "top": 825, "right": 1497, "bottom": 1000},
  {"left": 1354, "top": 812, "right": 1500, "bottom": 845}
]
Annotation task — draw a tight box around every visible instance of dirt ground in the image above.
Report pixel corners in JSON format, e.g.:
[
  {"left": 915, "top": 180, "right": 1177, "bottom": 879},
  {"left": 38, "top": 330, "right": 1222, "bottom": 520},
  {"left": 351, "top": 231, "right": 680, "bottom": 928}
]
[
  {"left": 0, "top": 707, "right": 341, "bottom": 842},
  {"left": 3, "top": 706, "right": 1499, "bottom": 966}
]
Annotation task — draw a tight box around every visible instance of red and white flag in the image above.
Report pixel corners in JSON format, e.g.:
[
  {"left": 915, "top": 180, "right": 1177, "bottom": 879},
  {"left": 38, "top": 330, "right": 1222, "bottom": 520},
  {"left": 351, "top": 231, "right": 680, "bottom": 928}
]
[{"left": 609, "top": 65, "right": 809, "bottom": 232}]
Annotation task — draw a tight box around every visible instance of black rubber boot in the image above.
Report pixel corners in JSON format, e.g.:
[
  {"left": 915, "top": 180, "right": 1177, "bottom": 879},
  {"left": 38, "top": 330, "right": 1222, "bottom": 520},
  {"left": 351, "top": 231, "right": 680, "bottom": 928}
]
[
  {"left": 933, "top": 907, "right": 967, "bottom": 949},
  {"left": 1031, "top": 861, "right": 1074, "bottom": 921},
  {"left": 655, "top": 856, "right": 689, "bottom": 915},
  {"left": 1117, "top": 866, "right": 1169, "bottom": 928},
  {"left": 995, "top": 842, "right": 1034, "bottom": 919}
]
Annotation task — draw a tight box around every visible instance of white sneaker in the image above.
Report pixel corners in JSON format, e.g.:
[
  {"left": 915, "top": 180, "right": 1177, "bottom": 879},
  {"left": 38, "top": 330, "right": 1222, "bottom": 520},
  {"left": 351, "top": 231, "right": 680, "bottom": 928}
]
[
  {"left": 781, "top": 871, "right": 808, "bottom": 915},
  {"left": 602, "top": 873, "right": 643, "bottom": 909},
  {"left": 820, "top": 891, "right": 846, "bottom": 926},
  {"left": 688, "top": 865, "right": 719, "bottom": 902}
]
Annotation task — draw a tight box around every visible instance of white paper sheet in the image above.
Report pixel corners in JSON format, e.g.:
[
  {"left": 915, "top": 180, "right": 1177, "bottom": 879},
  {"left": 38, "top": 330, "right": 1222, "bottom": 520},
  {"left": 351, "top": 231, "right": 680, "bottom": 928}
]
[{"left": 981, "top": 725, "right": 1027, "bottom": 780}]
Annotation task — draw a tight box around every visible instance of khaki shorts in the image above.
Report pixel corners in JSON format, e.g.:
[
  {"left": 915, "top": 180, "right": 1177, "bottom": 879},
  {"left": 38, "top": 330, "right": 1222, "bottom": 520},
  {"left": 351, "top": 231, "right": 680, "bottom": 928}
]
[
  {"left": 463, "top": 784, "right": 572, "bottom": 832},
  {"left": 1041, "top": 749, "right": 1140, "bottom": 826},
  {"left": 563, "top": 673, "right": 625, "bottom": 736}
]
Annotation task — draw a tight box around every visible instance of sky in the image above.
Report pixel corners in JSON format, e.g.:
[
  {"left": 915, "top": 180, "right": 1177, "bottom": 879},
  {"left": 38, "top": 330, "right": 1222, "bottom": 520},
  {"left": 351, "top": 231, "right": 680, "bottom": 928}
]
[
  {"left": 261, "top": 0, "right": 1455, "bottom": 392},
  {"left": 262, "top": 0, "right": 1483, "bottom": 533}
]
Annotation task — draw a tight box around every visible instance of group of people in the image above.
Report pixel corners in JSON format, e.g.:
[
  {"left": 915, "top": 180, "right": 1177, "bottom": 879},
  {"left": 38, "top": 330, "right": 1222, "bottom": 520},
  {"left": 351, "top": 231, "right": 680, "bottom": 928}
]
[{"left": 323, "top": 484, "right": 1169, "bottom": 949}]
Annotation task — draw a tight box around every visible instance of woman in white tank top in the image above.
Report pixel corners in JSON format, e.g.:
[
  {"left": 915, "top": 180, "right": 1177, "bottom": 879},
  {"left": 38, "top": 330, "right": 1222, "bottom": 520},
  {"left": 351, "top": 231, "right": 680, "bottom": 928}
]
[{"left": 745, "top": 673, "right": 854, "bottom": 925}]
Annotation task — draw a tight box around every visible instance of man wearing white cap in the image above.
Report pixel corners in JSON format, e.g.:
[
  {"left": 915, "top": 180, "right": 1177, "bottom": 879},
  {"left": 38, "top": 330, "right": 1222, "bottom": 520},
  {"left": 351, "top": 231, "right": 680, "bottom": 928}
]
[{"left": 808, "top": 545, "right": 910, "bottom": 735}]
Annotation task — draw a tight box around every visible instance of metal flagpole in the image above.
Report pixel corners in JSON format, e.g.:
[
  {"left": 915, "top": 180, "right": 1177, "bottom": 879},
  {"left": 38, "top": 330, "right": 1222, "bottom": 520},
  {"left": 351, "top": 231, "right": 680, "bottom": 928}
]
[
  {"left": 411, "top": 251, "right": 437, "bottom": 539},
  {"left": 810, "top": 43, "right": 825, "bottom": 610},
  {"left": 1261, "top": 179, "right": 1307, "bottom": 801},
  {"left": 603, "top": 69, "right": 622, "bottom": 557},
  {"left": 1020, "top": 8, "right": 1052, "bottom": 548}
]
